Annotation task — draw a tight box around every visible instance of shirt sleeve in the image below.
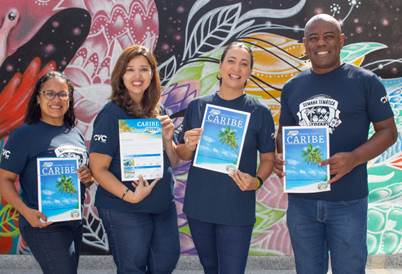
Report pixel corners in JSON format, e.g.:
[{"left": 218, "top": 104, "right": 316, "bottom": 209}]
[
  {"left": 177, "top": 100, "right": 195, "bottom": 144},
  {"left": 257, "top": 106, "right": 276, "bottom": 153},
  {"left": 366, "top": 74, "right": 394, "bottom": 123},
  {"left": 0, "top": 128, "right": 29, "bottom": 174},
  {"left": 279, "top": 81, "right": 297, "bottom": 126},
  {"left": 89, "top": 108, "right": 118, "bottom": 157}
]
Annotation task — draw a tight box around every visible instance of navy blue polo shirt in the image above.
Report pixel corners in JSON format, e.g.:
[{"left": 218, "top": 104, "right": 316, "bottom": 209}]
[
  {"left": 280, "top": 63, "right": 394, "bottom": 201},
  {"left": 179, "top": 93, "right": 275, "bottom": 225},
  {"left": 90, "top": 101, "right": 175, "bottom": 213},
  {"left": 0, "top": 121, "right": 88, "bottom": 209}
]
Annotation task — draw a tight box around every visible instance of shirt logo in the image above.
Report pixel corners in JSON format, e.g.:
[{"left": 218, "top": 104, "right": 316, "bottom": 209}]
[
  {"left": 297, "top": 94, "right": 342, "bottom": 134},
  {"left": 380, "top": 96, "right": 388, "bottom": 104},
  {"left": 1, "top": 149, "right": 11, "bottom": 159},
  {"left": 93, "top": 134, "right": 108, "bottom": 143}
]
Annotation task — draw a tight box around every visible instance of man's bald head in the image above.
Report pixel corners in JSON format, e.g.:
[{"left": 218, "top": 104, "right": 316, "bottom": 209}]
[{"left": 305, "top": 14, "right": 342, "bottom": 35}]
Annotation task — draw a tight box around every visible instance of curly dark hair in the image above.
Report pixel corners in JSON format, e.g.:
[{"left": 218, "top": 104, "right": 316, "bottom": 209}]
[
  {"left": 111, "top": 44, "right": 161, "bottom": 117},
  {"left": 25, "top": 71, "right": 76, "bottom": 128},
  {"left": 217, "top": 41, "right": 254, "bottom": 87}
]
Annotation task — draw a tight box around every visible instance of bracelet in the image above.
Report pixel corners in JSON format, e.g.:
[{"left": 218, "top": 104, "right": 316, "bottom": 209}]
[
  {"left": 121, "top": 187, "right": 130, "bottom": 200},
  {"left": 255, "top": 176, "right": 264, "bottom": 189}
]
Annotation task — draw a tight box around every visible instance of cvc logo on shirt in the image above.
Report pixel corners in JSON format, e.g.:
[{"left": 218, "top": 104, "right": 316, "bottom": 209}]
[
  {"left": 93, "top": 134, "right": 108, "bottom": 143},
  {"left": 1, "top": 149, "right": 11, "bottom": 159}
]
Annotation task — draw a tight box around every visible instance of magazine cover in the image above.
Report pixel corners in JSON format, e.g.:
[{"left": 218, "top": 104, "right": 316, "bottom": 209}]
[
  {"left": 193, "top": 104, "right": 250, "bottom": 174},
  {"left": 119, "top": 118, "right": 163, "bottom": 181},
  {"left": 37, "top": 157, "right": 81, "bottom": 222},
  {"left": 282, "top": 126, "right": 330, "bottom": 193}
]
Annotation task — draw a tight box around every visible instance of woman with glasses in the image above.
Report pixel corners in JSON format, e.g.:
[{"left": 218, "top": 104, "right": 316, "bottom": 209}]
[
  {"left": 0, "top": 71, "right": 93, "bottom": 274},
  {"left": 89, "top": 44, "right": 180, "bottom": 274}
]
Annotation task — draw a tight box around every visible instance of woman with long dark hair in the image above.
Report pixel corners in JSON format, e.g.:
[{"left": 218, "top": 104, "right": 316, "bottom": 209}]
[
  {"left": 0, "top": 71, "right": 93, "bottom": 274},
  {"left": 176, "top": 42, "right": 276, "bottom": 274},
  {"left": 89, "top": 44, "right": 180, "bottom": 274}
]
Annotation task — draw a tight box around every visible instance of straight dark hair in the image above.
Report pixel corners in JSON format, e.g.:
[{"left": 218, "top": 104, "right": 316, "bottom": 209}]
[{"left": 25, "top": 71, "right": 76, "bottom": 128}]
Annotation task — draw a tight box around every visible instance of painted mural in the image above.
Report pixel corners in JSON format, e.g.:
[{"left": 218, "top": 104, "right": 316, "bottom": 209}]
[{"left": 0, "top": 0, "right": 400, "bottom": 256}]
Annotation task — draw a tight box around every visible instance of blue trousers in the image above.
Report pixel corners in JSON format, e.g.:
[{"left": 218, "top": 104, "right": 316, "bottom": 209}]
[
  {"left": 19, "top": 216, "right": 82, "bottom": 274},
  {"left": 287, "top": 196, "right": 368, "bottom": 274},
  {"left": 188, "top": 217, "right": 253, "bottom": 274},
  {"left": 98, "top": 203, "right": 180, "bottom": 274}
]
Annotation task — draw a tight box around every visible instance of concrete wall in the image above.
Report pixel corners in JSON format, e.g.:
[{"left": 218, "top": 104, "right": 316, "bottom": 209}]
[{"left": 0, "top": 0, "right": 401, "bottom": 255}]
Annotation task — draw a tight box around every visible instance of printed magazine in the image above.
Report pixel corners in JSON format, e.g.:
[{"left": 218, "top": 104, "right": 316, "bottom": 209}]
[
  {"left": 283, "top": 126, "right": 330, "bottom": 193},
  {"left": 37, "top": 157, "right": 81, "bottom": 222},
  {"left": 194, "top": 104, "right": 250, "bottom": 174},
  {"left": 119, "top": 118, "right": 163, "bottom": 181}
]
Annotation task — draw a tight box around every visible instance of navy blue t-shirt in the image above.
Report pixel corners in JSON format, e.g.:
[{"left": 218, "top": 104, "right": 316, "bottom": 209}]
[
  {"left": 179, "top": 93, "right": 275, "bottom": 225},
  {"left": 0, "top": 121, "right": 88, "bottom": 209},
  {"left": 89, "top": 101, "right": 175, "bottom": 213},
  {"left": 280, "top": 63, "right": 394, "bottom": 201}
]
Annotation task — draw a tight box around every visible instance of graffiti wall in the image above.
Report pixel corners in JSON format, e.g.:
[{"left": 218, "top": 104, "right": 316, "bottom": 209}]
[{"left": 0, "top": 0, "right": 401, "bottom": 256}]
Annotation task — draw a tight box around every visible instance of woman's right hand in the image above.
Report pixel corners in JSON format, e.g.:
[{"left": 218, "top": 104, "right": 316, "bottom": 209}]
[
  {"left": 125, "top": 176, "right": 160, "bottom": 204},
  {"left": 183, "top": 128, "right": 203, "bottom": 152},
  {"left": 22, "top": 207, "right": 52, "bottom": 228}
]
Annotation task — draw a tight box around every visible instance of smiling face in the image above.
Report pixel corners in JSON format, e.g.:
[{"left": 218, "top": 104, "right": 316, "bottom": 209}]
[
  {"left": 122, "top": 55, "right": 152, "bottom": 104},
  {"left": 37, "top": 77, "right": 70, "bottom": 126},
  {"left": 303, "top": 18, "right": 345, "bottom": 74},
  {"left": 219, "top": 46, "right": 252, "bottom": 92}
]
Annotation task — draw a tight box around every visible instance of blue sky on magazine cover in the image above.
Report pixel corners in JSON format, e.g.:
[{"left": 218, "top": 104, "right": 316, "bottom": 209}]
[
  {"left": 197, "top": 108, "right": 247, "bottom": 164},
  {"left": 285, "top": 128, "right": 328, "bottom": 182},
  {"left": 40, "top": 160, "right": 79, "bottom": 212}
]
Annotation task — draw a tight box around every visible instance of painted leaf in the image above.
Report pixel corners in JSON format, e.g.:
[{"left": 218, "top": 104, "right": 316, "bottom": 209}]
[
  {"left": 183, "top": 3, "right": 241, "bottom": 60},
  {"left": 0, "top": 204, "right": 19, "bottom": 237},
  {"left": 82, "top": 206, "right": 109, "bottom": 251},
  {"left": 158, "top": 55, "right": 177, "bottom": 85},
  {"left": 340, "top": 42, "right": 387, "bottom": 64},
  {"left": 252, "top": 201, "right": 286, "bottom": 238}
]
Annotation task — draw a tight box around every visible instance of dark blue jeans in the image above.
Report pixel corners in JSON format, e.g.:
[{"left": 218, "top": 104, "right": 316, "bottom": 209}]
[
  {"left": 287, "top": 196, "right": 368, "bottom": 274},
  {"left": 188, "top": 217, "right": 253, "bottom": 274},
  {"left": 19, "top": 216, "right": 82, "bottom": 274},
  {"left": 98, "top": 203, "right": 180, "bottom": 274}
]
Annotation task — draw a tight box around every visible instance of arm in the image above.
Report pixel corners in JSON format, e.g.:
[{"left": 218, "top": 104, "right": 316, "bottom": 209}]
[
  {"left": 229, "top": 152, "right": 275, "bottom": 191},
  {"left": 321, "top": 117, "right": 397, "bottom": 183},
  {"left": 273, "top": 124, "right": 285, "bottom": 178},
  {"left": 176, "top": 128, "right": 203, "bottom": 161},
  {"left": 0, "top": 169, "right": 50, "bottom": 227},
  {"left": 89, "top": 153, "right": 158, "bottom": 204},
  {"left": 158, "top": 115, "right": 178, "bottom": 167}
]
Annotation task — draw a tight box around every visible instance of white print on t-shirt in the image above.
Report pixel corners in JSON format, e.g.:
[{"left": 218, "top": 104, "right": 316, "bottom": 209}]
[
  {"left": 93, "top": 134, "right": 108, "bottom": 143},
  {"left": 1, "top": 149, "right": 11, "bottom": 160},
  {"left": 55, "top": 145, "right": 88, "bottom": 167},
  {"left": 297, "top": 94, "right": 342, "bottom": 134},
  {"left": 380, "top": 96, "right": 388, "bottom": 104}
]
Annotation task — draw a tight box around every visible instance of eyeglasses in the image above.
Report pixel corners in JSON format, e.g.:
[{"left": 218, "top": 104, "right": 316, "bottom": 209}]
[{"left": 40, "top": 90, "right": 70, "bottom": 100}]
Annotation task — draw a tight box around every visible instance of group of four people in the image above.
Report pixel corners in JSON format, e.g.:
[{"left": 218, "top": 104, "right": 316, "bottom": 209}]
[{"left": 0, "top": 14, "right": 397, "bottom": 274}]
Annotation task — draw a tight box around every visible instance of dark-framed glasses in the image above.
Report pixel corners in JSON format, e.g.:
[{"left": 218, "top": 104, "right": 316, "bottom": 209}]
[{"left": 40, "top": 90, "right": 70, "bottom": 100}]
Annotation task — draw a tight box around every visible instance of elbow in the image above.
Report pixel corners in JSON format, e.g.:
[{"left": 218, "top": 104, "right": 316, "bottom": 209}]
[{"left": 391, "top": 127, "right": 398, "bottom": 145}]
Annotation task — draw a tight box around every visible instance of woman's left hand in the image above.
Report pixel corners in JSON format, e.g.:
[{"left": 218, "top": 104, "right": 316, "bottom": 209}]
[
  {"left": 158, "top": 115, "right": 175, "bottom": 143},
  {"left": 77, "top": 166, "right": 94, "bottom": 187},
  {"left": 228, "top": 170, "right": 259, "bottom": 191}
]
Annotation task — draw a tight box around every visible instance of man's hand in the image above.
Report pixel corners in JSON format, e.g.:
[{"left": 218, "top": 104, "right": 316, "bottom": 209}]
[
  {"left": 273, "top": 153, "right": 285, "bottom": 178},
  {"left": 321, "top": 152, "right": 358, "bottom": 184}
]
